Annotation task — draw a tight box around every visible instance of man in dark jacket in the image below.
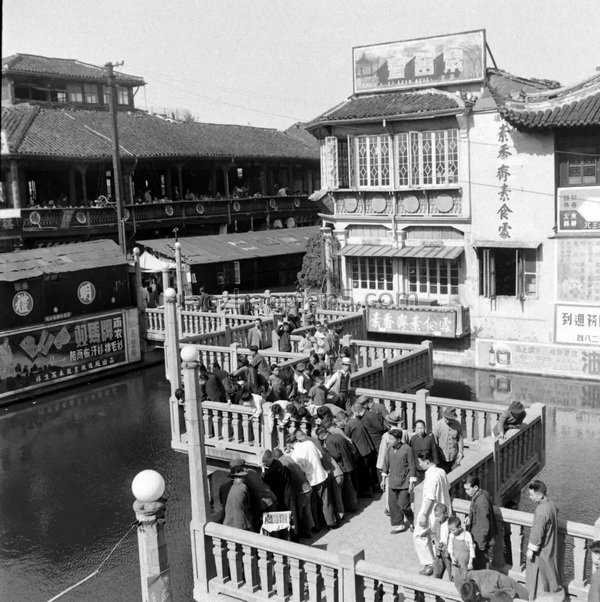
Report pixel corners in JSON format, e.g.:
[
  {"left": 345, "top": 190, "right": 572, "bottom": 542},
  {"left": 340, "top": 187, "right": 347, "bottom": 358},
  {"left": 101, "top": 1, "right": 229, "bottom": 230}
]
[
  {"left": 199, "top": 364, "right": 227, "bottom": 403},
  {"left": 344, "top": 402, "right": 377, "bottom": 497},
  {"left": 382, "top": 429, "right": 417, "bottom": 533},
  {"left": 464, "top": 475, "right": 497, "bottom": 569},
  {"left": 410, "top": 419, "right": 439, "bottom": 484}
]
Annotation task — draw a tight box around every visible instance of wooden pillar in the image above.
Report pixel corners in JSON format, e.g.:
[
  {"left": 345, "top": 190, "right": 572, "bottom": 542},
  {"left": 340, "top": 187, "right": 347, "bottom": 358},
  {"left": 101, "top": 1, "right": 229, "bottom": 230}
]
[
  {"left": 165, "top": 167, "right": 173, "bottom": 199},
  {"left": 9, "top": 160, "right": 22, "bottom": 208},
  {"left": 175, "top": 163, "right": 184, "bottom": 200},
  {"left": 77, "top": 165, "right": 88, "bottom": 206},
  {"left": 68, "top": 168, "right": 77, "bottom": 206},
  {"left": 259, "top": 164, "right": 267, "bottom": 195},
  {"left": 210, "top": 165, "right": 217, "bottom": 196}
]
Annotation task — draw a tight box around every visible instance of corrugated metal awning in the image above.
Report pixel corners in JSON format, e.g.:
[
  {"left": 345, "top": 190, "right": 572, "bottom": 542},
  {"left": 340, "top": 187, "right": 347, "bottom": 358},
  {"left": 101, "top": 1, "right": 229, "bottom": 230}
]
[
  {"left": 472, "top": 240, "right": 542, "bottom": 249},
  {"left": 338, "top": 244, "right": 464, "bottom": 260}
]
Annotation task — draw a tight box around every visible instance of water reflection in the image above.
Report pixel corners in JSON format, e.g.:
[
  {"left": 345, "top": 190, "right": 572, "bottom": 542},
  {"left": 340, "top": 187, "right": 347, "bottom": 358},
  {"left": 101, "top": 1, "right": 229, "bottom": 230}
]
[{"left": 1, "top": 365, "right": 598, "bottom": 601}]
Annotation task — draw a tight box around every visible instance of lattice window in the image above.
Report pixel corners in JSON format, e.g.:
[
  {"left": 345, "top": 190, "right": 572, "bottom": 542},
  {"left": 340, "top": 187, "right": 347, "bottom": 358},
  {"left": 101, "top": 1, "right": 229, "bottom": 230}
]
[
  {"left": 407, "top": 258, "right": 460, "bottom": 296},
  {"left": 350, "top": 257, "right": 393, "bottom": 290},
  {"left": 396, "top": 133, "right": 410, "bottom": 187},
  {"left": 354, "top": 135, "right": 392, "bottom": 188},
  {"left": 320, "top": 137, "right": 339, "bottom": 189}
]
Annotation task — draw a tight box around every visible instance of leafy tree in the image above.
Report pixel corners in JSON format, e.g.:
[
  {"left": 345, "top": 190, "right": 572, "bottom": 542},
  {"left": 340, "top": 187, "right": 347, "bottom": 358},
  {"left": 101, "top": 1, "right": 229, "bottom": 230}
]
[{"left": 297, "top": 232, "right": 327, "bottom": 291}]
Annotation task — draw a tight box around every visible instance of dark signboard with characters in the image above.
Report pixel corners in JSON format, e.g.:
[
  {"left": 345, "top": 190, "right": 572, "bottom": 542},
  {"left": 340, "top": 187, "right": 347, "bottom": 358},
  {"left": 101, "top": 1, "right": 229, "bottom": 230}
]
[{"left": 0, "top": 309, "right": 141, "bottom": 401}]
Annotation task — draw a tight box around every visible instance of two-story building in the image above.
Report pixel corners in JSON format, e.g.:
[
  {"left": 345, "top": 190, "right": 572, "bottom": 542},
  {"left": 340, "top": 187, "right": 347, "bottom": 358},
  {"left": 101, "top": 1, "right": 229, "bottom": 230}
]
[
  {"left": 307, "top": 30, "right": 600, "bottom": 380},
  {"left": 1, "top": 54, "right": 321, "bottom": 251}
]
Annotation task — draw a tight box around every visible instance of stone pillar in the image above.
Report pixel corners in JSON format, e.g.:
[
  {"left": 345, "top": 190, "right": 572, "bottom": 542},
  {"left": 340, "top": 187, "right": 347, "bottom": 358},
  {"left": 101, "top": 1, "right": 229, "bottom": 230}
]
[
  {"left": 415, "top": 389, "right": 429, "bottom": 427},
  {"left": 176, "top": 163, "right": 184, "bottom": 201},
  {"left": 164, "top": 288, "right": 183, "bottom": 446},
  {"left": 132, "top": 470, "right": 173, "bottom": 602},
  {"left": 181, "top": 345, "right": 213, "bottom": 598},
  {"left": 174, "top": 242, "right": 184, "bottom": 305},
  {"left": 133, "top": 248, "right": 148, "bottom": 353},
  {"left": 339, "top": 549, "right": 364, "bottom": 602}
]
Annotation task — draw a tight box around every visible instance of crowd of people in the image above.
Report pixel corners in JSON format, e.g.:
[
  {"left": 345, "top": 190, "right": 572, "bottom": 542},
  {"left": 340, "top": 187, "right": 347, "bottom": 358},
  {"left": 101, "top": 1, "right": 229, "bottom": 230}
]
[{"left": 172, "top": 305, "right": 592, "bottom": 602}]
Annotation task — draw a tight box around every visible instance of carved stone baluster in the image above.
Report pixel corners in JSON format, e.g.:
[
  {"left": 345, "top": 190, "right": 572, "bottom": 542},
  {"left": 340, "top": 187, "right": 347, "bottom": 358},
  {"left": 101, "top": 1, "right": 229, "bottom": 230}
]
[
  {"left": 304, "top": 561, "right": 320, "bottom": 601},
  {"left": 423, "top": 591, "right": 437, "bottom": 602},
  {"left": 321, "top": 566, "right": 337, "bottom": 602},
  {"left": 380, "top": 581, "right": 396, "bottom": 600},
  {"left": 466, "top": 409, "right": 475, "bottom": 442},
  {"left": 241, "top": 413, "right": 250, "bottom": 444},
  {"left": 209, "top": 409, "right": 218, "bottom": 441},
  {"left": 241, "top": 544, "right": 259, "bottom": 592},
  {"left": 257, "top": 548, "right": 274, "bottom": 596},
  {"left": 202, "top": 407, "right": 212, "bottom": 440},
  {"left": 288, "top": 557, "right": 304, "bottom": 602},
  {"left": 211, "top": 536, "right": 229, "bottom": 584},
  {"left": 232, "top": 411, "right": 240, "bottom": 444},
  {"left": 570, "top": 536, "right": 588, "bottom": 590},
  {"left": 272, "top": 552, "right": 290, "bottom": 600},
  {"left": 509, "top": 523, "right": 524, "bottom": 573},
  {"left": 226, "top": 540, "right": 244, "bottom": 588},
  {"left": 362, "top": 576, "right": 377, "bottom": 602},
  {"left": 403, "top": 585, "right": 417, "bottom": 602},
  {"left": 251, "top": 416, "right": 261, "bottom": 447}
]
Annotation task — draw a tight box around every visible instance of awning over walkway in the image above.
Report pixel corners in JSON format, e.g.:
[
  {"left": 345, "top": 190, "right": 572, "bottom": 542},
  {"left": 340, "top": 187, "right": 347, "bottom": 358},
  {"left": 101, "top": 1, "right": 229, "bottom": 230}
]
[
  {"left": 338, "top": 244, "right": 464, "bottom": 260},
  {"left": 138, "top": 251, "right": 176, "bottom": 272},
  {"left": 472, "top": 240, "right": 542, "bottom": 249},
  {"left": 138, "top": 226, "right": 319, "bottom": 266}
]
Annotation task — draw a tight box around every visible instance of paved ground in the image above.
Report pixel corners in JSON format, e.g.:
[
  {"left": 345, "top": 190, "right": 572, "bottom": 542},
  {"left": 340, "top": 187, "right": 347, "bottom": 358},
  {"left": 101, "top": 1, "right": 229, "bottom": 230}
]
[{"left": 303, "top": 490, "right": 424, "bottom": 573}]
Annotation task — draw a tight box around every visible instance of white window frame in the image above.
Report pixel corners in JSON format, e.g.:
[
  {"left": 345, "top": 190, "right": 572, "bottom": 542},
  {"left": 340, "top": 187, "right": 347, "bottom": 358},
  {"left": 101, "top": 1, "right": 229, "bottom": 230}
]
[
  {"left": 233, "top": 261, "right": 241, "bottom": 285},
  {"left": 407, "top": 258, "right": 459, "bottom": 298},
  {"left": 480, "top": 248, "right": 538, "bottom": 299},
  {"left": 350, "top": 257, "right": 393, "bottom": 291},
  {"left": 353, "top": 135, "right": 392, "bottom": 188},
  {"left": 320, "top": 137, "right": 339, "bottom": 189}
]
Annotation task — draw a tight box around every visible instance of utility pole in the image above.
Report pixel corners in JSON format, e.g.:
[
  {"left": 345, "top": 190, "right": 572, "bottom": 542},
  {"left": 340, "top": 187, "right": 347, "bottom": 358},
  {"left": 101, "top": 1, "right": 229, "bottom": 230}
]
[{"left": 106, "top": 61, "right": 126, "bottom": 255}]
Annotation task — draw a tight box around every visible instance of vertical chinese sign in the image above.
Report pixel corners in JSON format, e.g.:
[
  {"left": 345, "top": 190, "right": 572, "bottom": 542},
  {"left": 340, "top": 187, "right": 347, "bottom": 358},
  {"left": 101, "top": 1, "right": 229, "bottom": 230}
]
[
  {"left": 496, "top": 120, "right": 513, "bottom": 239},
  {"left": 0, "top": 309, "right": 141, "bottom": 399}
]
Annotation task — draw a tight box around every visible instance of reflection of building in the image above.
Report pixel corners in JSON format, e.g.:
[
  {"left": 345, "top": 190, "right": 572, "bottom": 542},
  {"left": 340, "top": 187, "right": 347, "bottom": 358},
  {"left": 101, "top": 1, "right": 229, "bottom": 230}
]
[
  {"left": 0, "top": 54, "right": 321, "bottom": 251},
  {"left": 309, "top": 28, "right": 600, "bottom": 379}
]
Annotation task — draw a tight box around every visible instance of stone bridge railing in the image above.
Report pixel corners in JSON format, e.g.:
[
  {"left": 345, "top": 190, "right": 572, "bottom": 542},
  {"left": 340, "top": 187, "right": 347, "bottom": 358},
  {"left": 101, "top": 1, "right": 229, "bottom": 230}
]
[
  {"left": 452, "top": 499, "right": 596, "bottom": 601},
  {"left": 202, "top": 521, "right": 463, "bottom": 602}
]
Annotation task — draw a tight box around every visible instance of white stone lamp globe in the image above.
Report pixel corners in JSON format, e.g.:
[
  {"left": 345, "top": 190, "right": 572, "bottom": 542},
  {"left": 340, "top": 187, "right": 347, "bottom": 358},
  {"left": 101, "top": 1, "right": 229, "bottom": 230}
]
[
  {"left": 132, "top": 470, "right": 165, "bottom": 503},
  {"left": 181, "top": 345, "right": 198, "bottom": 363}
]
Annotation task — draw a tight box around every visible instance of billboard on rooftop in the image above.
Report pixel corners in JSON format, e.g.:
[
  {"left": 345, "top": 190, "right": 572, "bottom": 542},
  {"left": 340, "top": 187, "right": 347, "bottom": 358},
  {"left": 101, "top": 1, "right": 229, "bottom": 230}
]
[{"left": 353, "top": 29, "right": 486, "bottom": 94}]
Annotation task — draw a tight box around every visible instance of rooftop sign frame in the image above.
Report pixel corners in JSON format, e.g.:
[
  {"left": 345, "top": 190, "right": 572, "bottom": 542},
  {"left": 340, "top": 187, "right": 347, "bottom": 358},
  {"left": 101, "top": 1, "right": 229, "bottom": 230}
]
[{"left": 353, "top": 29, "right": 486, "bottom": 95}]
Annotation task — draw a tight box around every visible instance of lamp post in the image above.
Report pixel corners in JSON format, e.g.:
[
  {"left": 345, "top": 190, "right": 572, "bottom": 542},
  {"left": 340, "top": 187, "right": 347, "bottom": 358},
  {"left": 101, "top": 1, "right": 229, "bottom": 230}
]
[{"left": 131, "top": 469, "right": 172, "bottom": 602}]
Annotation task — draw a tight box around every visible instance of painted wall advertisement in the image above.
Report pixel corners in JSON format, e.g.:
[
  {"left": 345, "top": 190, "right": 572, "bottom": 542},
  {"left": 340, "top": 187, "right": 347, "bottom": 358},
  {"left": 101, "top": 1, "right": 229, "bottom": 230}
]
[
  {"left": 367, "top": 307, "right": 458, "bottom": 337},
  {"left": 557, "top": 238, "right": 600, "bottom": 303},
  {"left": 0, "top": 309, "right": 141, "bottom": 399},
  {"left": 476, "top": 338, "right": 600, "bottom": 380},
  {"left": 555, "top": 304, "right": 600, "bottom": 345},
  {"left": 353, "top": 29, "right": 485, "bottom": 94}
]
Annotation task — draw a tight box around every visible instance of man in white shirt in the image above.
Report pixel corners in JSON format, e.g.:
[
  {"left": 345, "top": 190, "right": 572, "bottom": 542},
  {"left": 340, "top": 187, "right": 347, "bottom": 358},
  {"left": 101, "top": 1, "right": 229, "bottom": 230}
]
[
  {"left": 290, "top": 430, "right": 338, "bottom": 530},
  {"left": 413, "top": 450, "right": 452, "bottom": 576}
]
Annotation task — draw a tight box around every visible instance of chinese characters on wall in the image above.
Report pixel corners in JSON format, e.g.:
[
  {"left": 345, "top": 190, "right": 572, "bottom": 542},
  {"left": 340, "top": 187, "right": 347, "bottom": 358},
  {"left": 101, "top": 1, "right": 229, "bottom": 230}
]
[
  {"left": 557, "top": 239, "right": 600, "bottom": 303},
  {"left": 367, "top": 307, "right": 457, "bottom": 337},
  {"left": 496, "top": 120, "right": 513, "bottom": 239}
]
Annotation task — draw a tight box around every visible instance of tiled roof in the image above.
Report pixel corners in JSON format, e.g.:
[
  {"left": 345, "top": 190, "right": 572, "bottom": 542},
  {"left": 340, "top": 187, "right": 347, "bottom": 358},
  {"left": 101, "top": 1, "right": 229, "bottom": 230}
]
[
  {"left": 138, "top": 226, "right": 319, "bottom": 265},
  {"left": 307, "top": 91, "right": 461, "bottom": 129},
  {"left": 2, "top": 53, "right": 145, "bottom": 85},
  {"left": 284, "top": 122, "right": 319, "bottom": 152},
  {"left": 1, "top": 105, "right": 320, "bottom": 160},
  {"left": 0, "top": 239, "right": 126, "bottom": 282},
  {"left": 495, "top": 73, "right": 600, "bottom": 129},
  {"left": 486, "top": 68, "right": 561, "bottom": 100}
]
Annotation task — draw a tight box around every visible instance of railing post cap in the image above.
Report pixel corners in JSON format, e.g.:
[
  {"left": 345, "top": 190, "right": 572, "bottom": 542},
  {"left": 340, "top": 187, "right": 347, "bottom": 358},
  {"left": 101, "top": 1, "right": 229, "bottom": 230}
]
[
  {"left": 181, "top": 345, "right": 198, "bottom": 362},
  {"left": 175, "top": 241, "right": 181, "bottom": 250},
  {"left": 133, "top": 247, "right": 140, "bottom": 258},
  {"left": 164, "top": 287, "right": 177, "bottom": 300}
]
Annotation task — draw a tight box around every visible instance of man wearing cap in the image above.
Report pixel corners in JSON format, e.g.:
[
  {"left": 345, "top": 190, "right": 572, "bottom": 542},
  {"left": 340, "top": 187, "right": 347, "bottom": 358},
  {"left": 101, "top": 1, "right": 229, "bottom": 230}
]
[
  {"left": 494, "top": 401, "right": 527, "bottom": 439},
  {"left": 249, "top": 346, "right": 270, "bottom": 383},
  {"left": 293, "top": 362, "right": 312, "bottom": 395},
  {"left": 223, "top": 465, "right": 253, "bottom": 531},
  {"left": 381, "top": 428, "right": 416, "bottom": 533},
  {"left": 411, "top": 419, "right": 439, "bottom": 484},
  {"left": 325, "top": 357, "right": 353, "bottom": 411},
  {"left": 356, "top": 395, "right": 387, "bottom": 453},
  {"left": 433, "top": 407, "right": 464, "bottom": 473}
]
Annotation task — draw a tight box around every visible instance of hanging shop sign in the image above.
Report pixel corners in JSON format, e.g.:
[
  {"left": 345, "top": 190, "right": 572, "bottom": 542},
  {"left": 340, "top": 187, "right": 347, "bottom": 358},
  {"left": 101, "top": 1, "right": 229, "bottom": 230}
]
[
  {"left": 557, "top": 186, "right": 600, "bottom": 233},
  {"left": 367, "top": 306, "right": 459, "bottom": 337}
]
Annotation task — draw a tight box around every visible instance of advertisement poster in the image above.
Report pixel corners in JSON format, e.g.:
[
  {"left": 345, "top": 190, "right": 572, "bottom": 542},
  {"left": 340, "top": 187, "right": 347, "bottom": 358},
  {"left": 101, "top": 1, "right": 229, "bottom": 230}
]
[
  {"left": 353, "top": 29, "right": 485, "bottom": 94},
  {"left": 476, "top": 338, "right": 600, "bottom": 380},
  {"left": 367, "top": 307, "right": 457, "bottom": 337},
  {"left": 555, "top": 304, "right": 600, "bottom": 345},
  {"left": 0, "top": 309, "right": 140, "bottom": 399},
  {"left": 557, "top": 186, "right": 600, "bottom": 234},
  {"left": 557, "top": 238, "right": 600, "bottom": 303}
]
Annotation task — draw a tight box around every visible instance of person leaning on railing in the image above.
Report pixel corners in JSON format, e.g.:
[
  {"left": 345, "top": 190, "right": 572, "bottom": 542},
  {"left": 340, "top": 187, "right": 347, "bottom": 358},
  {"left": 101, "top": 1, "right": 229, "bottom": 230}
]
[{"left": 493, "top": 401, "right": 527, "bottom": 439}]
